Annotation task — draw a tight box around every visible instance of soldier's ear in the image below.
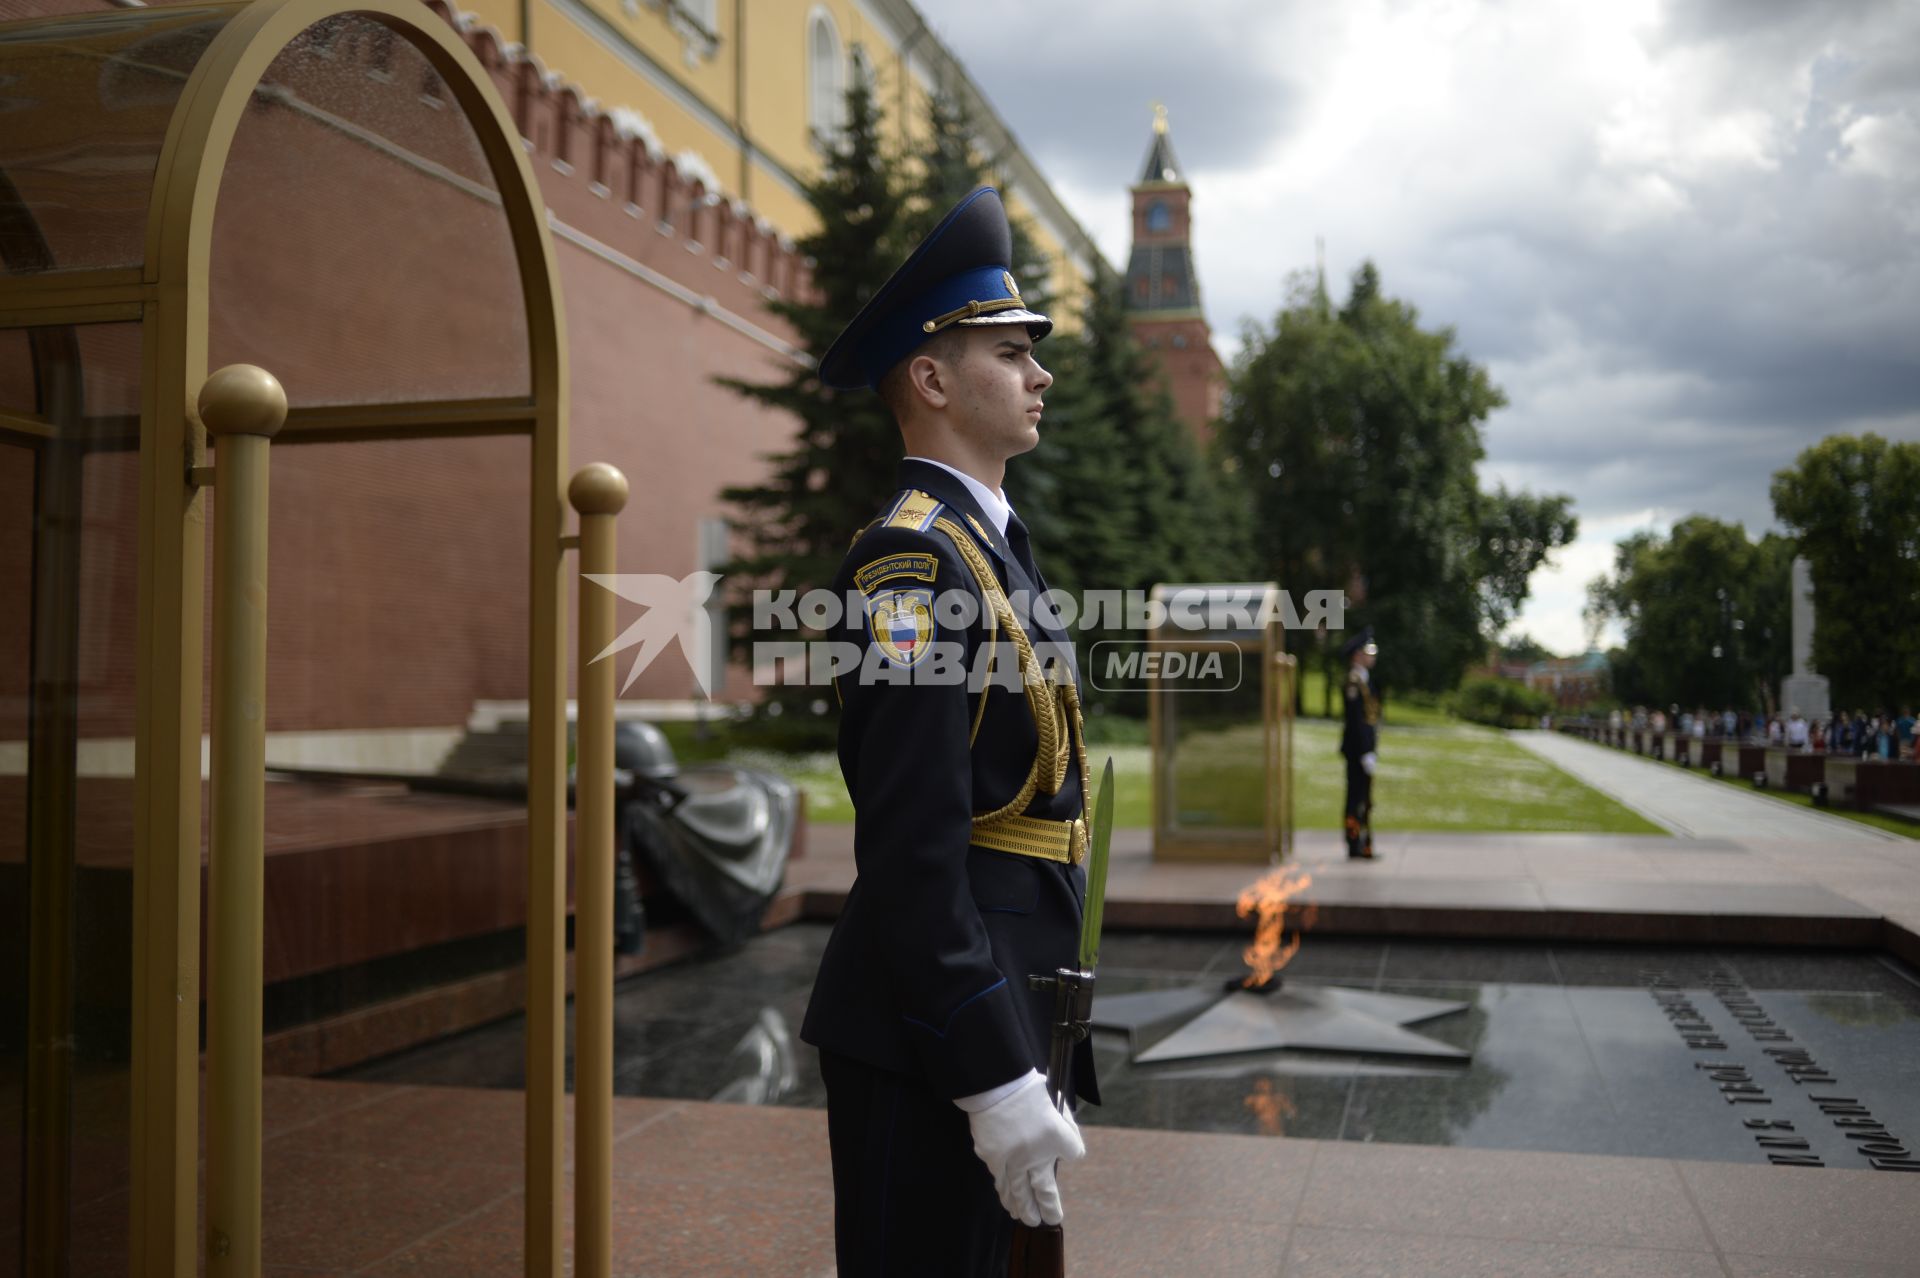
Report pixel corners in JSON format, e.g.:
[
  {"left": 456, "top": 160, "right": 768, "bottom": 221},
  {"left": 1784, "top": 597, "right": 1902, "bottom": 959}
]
[{"left": 906, "top": 351, "right": 950, "bottom": 410}]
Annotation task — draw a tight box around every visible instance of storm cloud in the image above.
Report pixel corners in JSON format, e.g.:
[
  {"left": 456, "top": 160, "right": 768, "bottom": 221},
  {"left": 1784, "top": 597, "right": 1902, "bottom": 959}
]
[{"left": 924, "top": 0, "right": 1920, "bottom": 651}]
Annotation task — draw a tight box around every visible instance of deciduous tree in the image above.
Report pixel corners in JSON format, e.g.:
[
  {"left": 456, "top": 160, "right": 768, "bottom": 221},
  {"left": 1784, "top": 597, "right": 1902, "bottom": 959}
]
[
  {"left": 1770, "top": 434, "right": 1920, "bottom": 709},
  {"left": 1218, "top": 263, "right": 1571, "bottom": 693}
]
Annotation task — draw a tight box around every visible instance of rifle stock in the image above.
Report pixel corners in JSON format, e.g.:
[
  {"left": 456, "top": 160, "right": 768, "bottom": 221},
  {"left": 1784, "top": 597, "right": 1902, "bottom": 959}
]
[
  {"left": 1009, "top": 967, "right": 1094, "bottom": 1278},
  {"left": 1007, "top": 1221, "right": 1064, "bottom": 1277},
  {"left": 1011, "top": 759, "right": 1112, "bottom": 1277}
]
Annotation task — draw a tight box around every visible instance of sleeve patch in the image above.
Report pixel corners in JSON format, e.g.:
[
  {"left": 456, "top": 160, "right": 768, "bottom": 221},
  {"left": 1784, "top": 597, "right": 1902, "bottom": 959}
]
[
  {"left": 854, "top": 552, "right": 939, "bottom": 594},
  {"left": 865, "top": 586, "right": 937, "bottom": 668}
]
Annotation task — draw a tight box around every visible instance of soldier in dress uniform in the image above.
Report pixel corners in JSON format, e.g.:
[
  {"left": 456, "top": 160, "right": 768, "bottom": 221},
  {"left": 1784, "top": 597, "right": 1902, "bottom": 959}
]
[
  {"left": 798, "top": 187, "right": 1096, "bottom": 1277},
  {"left": 1340, "top": 627, "right": 1380, "bottom": 860}
]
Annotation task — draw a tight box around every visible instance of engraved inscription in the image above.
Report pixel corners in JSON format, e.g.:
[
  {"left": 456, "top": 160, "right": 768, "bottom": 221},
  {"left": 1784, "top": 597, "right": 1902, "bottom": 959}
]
[
  {"left": 1647, "top": 970, "right": 1823, "bottom": 1167},
  {"left": 1653, "top": 968, "right": 1916, "bottom": 1172}
]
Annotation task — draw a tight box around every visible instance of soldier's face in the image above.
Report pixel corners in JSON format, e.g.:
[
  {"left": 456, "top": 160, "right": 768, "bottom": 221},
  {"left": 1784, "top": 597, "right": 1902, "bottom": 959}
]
[{"left": 944, "top": 327, "right": 1054, "bottom": 458}]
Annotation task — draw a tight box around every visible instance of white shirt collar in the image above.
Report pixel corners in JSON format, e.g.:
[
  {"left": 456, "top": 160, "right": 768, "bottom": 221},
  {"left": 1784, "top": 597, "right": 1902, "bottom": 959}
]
[{"left": 906, "top": 456, "right": 1012, "bottom": 537}]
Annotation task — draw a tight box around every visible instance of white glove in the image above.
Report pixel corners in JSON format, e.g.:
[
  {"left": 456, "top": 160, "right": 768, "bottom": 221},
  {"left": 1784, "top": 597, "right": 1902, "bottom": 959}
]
[
  {"left": 1361, "top": 751, "right": 1378, "bottom": 777},
  {"left": 956, "top": 1070, "right": 1085, "bottom": 1226}
]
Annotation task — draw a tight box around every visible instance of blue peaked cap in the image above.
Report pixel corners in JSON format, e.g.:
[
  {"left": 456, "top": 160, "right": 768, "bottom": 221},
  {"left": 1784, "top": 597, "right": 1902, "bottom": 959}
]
[{"left": 818, "top": 187, "right": 1053, "bottom": 391}]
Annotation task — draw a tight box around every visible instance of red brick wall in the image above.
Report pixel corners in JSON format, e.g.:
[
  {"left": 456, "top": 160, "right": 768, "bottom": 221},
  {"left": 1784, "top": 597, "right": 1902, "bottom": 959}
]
[
  {"left": 1131, "top": 314, "right": 1224, "bottom": 443},
  {"left": 1, "top": 0, "right": 817, "bottom": 746}
]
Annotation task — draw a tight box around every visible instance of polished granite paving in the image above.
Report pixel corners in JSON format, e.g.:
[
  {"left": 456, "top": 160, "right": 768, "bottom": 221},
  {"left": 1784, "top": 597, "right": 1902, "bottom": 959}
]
[
  {"left": 85, "top": 1076, "right": 1920, "bottom": 1276},
  {"left": 343, "top": 924, "right": 1920, "bottom": 1169}
]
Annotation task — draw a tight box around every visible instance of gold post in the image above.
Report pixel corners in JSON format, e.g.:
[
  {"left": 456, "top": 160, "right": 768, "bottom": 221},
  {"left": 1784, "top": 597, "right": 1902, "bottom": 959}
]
[
  {"left": 199, "top": 364, "right": 287, "bottom": 1278},
  {"left": 526, "top": 363, "right": 569, "bottom": 1278},
  {"left": 566, "top": 463, "right": 628, "bottom": 1278},
  {"left": 1278, "top": 653, "right": 1296, "bottom": 859},
  {"left": 23, "top": 334, "right": 83, "bottom": 1277}
]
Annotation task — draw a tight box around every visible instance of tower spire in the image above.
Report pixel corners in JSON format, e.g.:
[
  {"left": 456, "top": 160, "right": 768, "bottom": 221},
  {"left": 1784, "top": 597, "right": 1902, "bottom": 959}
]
[{"left": 1138, "top": 102, "right": 1183, "bottom": 185}]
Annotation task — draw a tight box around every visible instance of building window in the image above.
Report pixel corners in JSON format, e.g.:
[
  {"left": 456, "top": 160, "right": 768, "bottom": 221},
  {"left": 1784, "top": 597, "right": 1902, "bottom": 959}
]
[
  {"left": 1147, "top": 200, "right": 1170, "bottom": 232},
  {"left": 665, "top": 0, "right": 721, "bottom": 66},
  {"left": 1172, "top": 333, "right": 1187, "bottom": 348},
  {"left": 808, "top": 8, "right": 844, "bottom": 142}
]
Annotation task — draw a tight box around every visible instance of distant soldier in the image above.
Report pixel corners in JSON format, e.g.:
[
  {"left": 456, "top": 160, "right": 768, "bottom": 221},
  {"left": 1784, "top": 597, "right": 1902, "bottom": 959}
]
[{"left": 1340, "top": 628, "right": 1380, "bottom": 860}]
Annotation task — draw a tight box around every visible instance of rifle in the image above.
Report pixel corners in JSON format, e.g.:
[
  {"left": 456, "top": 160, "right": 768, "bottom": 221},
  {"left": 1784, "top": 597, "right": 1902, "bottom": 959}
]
[{"left": 1008, "top": 758, "right": 1113, "bottom": 1278}]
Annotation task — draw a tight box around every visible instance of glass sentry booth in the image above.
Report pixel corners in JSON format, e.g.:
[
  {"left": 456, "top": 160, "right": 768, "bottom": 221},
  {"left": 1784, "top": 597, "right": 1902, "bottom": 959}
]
[
  {"left": 0, "top": 2, "right": 629, "bottom": 1273},
  {"left": 1147, "top": 582, "right": 1297, "bottom": 863}
]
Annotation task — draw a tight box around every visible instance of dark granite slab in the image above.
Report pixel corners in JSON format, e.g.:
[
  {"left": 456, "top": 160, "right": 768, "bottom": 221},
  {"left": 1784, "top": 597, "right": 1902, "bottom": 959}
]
[{"left": 340, "top": 925, "right": 1920, "bottom": 1171}]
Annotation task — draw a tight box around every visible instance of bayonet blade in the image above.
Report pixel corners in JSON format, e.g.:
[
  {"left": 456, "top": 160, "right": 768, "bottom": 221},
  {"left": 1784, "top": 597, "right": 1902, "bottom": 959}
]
[{"left": 1078, "top": 757, "right": 1115, "bottom": 971}]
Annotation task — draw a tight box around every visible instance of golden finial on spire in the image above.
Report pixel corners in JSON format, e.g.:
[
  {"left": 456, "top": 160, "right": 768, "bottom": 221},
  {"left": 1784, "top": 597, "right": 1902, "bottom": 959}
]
[{"left": 1151, "top": 101, "right": 1169, "bottom": 135}]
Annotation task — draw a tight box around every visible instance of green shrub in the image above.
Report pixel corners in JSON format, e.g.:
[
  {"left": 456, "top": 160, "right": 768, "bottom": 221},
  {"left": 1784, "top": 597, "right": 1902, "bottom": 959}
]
[
  {"left": 1080, "top": 711, "right": 1152, "bottom": 746},
  {"left": 1448, "top": 676, "right": 1553, "bottom": 728}
]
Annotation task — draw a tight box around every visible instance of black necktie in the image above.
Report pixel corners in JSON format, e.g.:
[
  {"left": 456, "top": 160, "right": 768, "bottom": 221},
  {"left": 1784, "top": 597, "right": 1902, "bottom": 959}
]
[
  {"left": 1006, "top": 512, "right": 1077, "bottom": 684},
  {"left": 1005, "top": 511, "right": 1045, "bottom": 594}
]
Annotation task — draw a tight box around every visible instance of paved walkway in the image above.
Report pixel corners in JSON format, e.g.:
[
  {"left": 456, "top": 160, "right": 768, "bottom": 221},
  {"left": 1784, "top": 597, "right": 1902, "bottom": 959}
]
[{"left": 1513, "top": 729, "right": 1903, "bottom": 843}]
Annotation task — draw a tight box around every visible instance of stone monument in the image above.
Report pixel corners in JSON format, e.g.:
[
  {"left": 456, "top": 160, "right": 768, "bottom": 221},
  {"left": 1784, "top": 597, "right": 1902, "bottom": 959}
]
[{"left": 1780, "top": 556, "right": 1831, "bottom": 720}]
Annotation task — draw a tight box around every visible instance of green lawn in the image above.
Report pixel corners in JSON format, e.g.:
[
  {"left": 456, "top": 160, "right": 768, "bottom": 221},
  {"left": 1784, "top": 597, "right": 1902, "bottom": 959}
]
[
  {"left": 1294, "top": 665, "right": 1457, "bottom": 728},
  {"left": 1281, "top": 720, "right": 1663, "bottom": 834},
  {"left": 695, "top": 716, "right": 1661, "bottom": 835}
]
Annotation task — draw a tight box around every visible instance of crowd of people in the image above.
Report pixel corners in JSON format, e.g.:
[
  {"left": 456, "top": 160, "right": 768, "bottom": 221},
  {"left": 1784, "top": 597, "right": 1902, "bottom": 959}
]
[{"left": 1602, "top": 705, "right": 1919, "bottom": 760}]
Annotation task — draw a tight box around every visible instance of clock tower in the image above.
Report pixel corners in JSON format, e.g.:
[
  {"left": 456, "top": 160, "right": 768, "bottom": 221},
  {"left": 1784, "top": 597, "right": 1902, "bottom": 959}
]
[{"left": 1125, "top": 105, "right": 1224, "bottom": 438}]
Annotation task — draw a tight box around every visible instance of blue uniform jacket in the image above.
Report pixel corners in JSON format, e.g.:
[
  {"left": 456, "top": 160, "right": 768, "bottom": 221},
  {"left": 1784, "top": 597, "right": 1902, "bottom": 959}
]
[{"left": 800, "top": 459, "right": 1099, "bottom": 1104}]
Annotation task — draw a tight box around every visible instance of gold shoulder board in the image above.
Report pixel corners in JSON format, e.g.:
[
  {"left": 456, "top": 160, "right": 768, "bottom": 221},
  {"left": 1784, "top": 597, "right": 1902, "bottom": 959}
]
[{"left": 883, "top": 489, "right": 942, "bottom": 533}]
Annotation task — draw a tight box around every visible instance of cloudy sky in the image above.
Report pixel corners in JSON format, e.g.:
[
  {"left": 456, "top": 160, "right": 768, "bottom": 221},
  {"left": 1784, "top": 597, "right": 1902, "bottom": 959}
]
[{"left": 921, "top": 0, "right": 1920, "bottom": 654}]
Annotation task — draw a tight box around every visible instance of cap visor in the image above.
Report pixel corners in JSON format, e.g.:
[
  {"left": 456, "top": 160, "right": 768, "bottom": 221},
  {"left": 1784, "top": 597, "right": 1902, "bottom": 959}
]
[{"left": 955, "top": 308, "right": 1053, "bottom": 340}]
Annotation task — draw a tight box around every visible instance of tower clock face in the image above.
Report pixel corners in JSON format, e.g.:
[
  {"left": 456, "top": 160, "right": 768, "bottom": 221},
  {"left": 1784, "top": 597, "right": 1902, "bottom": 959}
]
[{"left": 1148, "top": 200, "right": 1170, "bottom": 232}]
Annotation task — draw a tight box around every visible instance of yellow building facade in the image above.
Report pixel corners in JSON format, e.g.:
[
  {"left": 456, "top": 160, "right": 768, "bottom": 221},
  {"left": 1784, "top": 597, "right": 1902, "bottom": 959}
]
[{"left": 454, "top": 0, "right": 1102, "bottom": 312}]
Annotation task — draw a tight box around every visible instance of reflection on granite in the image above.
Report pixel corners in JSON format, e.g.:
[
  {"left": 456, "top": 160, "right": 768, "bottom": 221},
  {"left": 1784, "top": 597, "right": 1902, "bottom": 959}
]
[
  {"left": 1095, "top": 984, "right": 1472, "bottom": 1064},
  {"left": 337, "top": 924, "right": 1920, "bottom": 1166}
]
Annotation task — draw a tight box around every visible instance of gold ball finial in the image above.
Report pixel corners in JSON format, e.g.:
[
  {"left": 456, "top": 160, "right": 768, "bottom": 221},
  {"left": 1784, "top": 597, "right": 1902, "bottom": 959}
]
[
  {"left": 197, "top": 364, "right": 287, "bottom": 438},
  {"left": 569, "top": 462, "right": 630, "bottom": 516},
  {"left": 1152, "top": 101, "right": 1169, "bottom": 135}
]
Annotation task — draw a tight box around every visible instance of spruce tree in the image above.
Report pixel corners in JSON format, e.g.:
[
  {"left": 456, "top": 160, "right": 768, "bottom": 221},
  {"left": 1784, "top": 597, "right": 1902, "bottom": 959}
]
[
  {"left": 720, "top": 80, "right": 1251, "bottom": 726},
  {"left": 1015, "top": 264, "right": 1253, "bottom": 713},
  {"left": 909, "top": 92, "right": 1056, "bottom": 316},
  {"left": 718, "top": 75, "right": 911, "bottom": 727}
]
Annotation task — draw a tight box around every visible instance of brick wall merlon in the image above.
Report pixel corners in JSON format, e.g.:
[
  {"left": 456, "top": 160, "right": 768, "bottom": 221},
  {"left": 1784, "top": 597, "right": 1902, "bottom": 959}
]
[{"left": 422, "top": 0, "right": 811, "bottom": 306}]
